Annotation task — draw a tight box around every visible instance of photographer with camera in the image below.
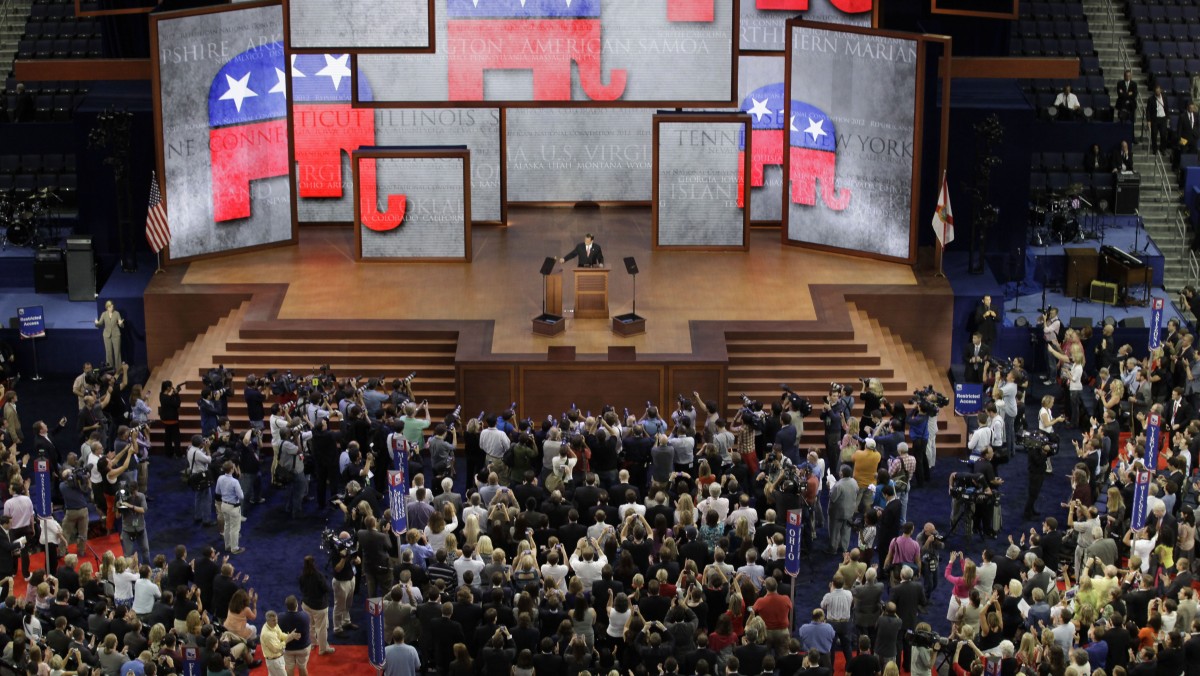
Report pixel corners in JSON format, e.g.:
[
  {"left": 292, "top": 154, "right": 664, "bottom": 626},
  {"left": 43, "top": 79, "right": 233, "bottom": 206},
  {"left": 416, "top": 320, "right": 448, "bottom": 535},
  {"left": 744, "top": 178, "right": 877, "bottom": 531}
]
[
  {"left": 243, "top": 376, "right": 267, "bottom": 432},
  {"left": 326, "top": 530, "right": 359, "bottom": 635},
  {"left": 186, "top": 434, "right": 215, "bottom": 527},
  {"left": 278, "top": 425, "right": 310, "bottom": 520},
  {"left": 198, "top": 388, "right": 222, "bottom": 437},
  {"left": 158, "top": 379, "right": 183, "bottom": 458},
  {"left": 117, "top": 480, "right": 149, "bottom": 562},
  {"left": 58, "top": 467, "right": 89, "bottom": 557}
]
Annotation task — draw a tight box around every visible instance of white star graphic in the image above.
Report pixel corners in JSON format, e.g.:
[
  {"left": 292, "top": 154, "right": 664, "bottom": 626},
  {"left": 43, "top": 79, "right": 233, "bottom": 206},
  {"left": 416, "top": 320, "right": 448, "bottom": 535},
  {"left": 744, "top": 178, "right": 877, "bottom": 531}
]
[
  {"left": 219, "top": 72, "right": 257, "bottom": 112},
  {"left": 789, "top": 114, "right": 798, "bottom": 133},
  {"left": 747, "top": 97, "right": 771, "bottom": 123},
  {"left": 565, "top": 0, "right": 573, "bottom": 7},
  {"left": 290, "top": 54, "right": 305, "bottom": 78},
  {"left": 316, "top": 54, "right": 351, "bottom": 91},
  {"left": 804, "top": 117, "right": 827, "bottom": 142},
  {"left": 471, "top": 0, "right": 479, "bottom": 6},
  {"left": 269, "top": 67, "right": 286, "bottom": 95}
]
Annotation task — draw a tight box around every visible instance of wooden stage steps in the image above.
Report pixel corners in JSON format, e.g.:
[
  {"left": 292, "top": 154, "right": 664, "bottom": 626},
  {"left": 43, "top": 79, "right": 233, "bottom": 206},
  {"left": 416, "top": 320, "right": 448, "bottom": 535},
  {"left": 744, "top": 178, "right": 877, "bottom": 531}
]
[
  {"left": 143, "top": 271, "right": 962, "bottom": 451},
  {"left": 721, "top": 305, "right": 965, "bottom": 448}
]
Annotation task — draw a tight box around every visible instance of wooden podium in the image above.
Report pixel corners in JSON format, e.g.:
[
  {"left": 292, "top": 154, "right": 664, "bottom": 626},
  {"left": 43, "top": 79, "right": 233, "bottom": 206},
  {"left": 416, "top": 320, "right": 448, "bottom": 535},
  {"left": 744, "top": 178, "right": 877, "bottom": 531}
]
[
  {"left": 532, "top": 270, "right": 565, "bottom": 336},
  {"left": 572, "top": 267, "right": 609, "bottom": 318}
]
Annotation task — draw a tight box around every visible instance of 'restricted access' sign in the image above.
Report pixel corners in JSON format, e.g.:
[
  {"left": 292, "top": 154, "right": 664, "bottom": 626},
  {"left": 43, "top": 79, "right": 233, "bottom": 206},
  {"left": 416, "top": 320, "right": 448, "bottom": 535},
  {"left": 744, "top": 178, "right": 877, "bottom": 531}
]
[{"left": 17, "top": 306, "right": 44, "bottom": 339}]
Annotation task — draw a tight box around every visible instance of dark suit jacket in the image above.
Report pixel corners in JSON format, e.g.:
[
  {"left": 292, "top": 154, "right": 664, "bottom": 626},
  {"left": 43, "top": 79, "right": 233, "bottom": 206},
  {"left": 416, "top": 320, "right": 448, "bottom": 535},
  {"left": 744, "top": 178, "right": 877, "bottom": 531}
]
[
  {"left": 774, "top": 424, "right": 798, "bottom": 457},
  {"left": 1112, "top": 147, "right": 1135, "bottom": 172},
  {"left": 1149, "top": 94, "right": 1169, "bottom": 122},
  {"left": 430, "top": 616, "right": 465, "bottom": 671},
  {"left": 963, "top": 342, "right": 991, "bottom": 382},
  {"left": 1083, "top": 147, "right": 1110, "bottom": 173},
  {"left": 1117, "top": 79, "right": 1138, "bottom": 105},
  {"left": 0, "top": 529, "right": 18, "bottom": 577},
  {"left": 562, "top": 241, "right": 604, "bottom": 267},
  {"left": 1170, "top": 398, "right": 1195, "bottom": 430},
  {"left": 891, "top": 581, "right": 926, "bottom": 629},
  {"left": 1181, "top": 110, "right": 1200, "bottom": 147}
]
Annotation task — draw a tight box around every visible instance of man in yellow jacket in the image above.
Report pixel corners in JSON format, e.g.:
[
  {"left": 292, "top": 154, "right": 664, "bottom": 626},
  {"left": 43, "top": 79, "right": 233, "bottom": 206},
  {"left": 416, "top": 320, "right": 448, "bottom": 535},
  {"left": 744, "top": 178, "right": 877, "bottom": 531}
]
[{"left": 261, "top": 610, "right": 300, "bottom": 676}]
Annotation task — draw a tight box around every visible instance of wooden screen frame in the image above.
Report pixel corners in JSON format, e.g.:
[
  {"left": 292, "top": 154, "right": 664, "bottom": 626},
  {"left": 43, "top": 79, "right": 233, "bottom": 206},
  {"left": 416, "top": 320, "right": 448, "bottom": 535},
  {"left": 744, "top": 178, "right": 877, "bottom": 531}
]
[
  {"left": 149, "top": 0, "right": 300, "bottom": 265},
  {"left": 75, "top": 0, "right": 155, "bottom": 18},
  {"left": 347, "top": 0, "right": 741, "bottom": 109},
  {"left": 782, "top": 19, "right": 944, "bottom": 265},
  {"left": 282, "top": 0, "right": 436, "bottom": 54},
  {"left": 352, "top": 147, "right": 473, "bottom": 262},
  {"left": 290, "top": 65, "right": 510, "bottom": 227},
  {"left": 651, "top": 113, "right": 752, "bottom": 252},
  {"left": 931, "top": 0, "right": 1019, "bottom": 20}
]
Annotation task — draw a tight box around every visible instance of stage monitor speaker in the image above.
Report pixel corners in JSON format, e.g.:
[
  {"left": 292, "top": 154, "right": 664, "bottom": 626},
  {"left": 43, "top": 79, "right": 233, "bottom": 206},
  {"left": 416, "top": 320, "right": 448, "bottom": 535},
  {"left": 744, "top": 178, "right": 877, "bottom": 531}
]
[
  {"left": 623, "top": 257, "right": 639, "bottom": 275},
  {"left": 539, "top": 257, "right": 556, "bottom": 276},
  {"left": 1014, "top": 316, "right": 1030, "bottom": 327},
  {"left": 1069, "top": 317, "right": 1091, "bottom": 329},
  {"left": 1089, "top": 280, "right": 1118, "bottom": 305},
  {"left": 33, "top": 247, "right": 66, "bottom": 294},
  {"left": 1120, "top": 317, "right": 1146, "bottom": 328},
  {"left": 66, "top": 235, "right": 95, "bottom": 301}
]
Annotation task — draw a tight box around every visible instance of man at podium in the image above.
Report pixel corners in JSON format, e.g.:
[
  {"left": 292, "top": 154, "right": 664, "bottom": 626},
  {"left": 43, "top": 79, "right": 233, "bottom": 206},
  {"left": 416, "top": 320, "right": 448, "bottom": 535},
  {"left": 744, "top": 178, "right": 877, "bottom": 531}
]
[{"left": 559, "top": 233, "right": 604, "bottom": 267}]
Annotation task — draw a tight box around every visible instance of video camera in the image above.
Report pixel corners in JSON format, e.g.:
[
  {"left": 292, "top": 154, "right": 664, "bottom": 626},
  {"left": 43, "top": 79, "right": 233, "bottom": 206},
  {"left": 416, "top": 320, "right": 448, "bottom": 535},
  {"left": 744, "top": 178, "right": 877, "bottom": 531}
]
[
  {"left": 910, "top": 385, "right": 949, "bottom": 414},
  {"left": 779, "top": 385, "right": 813, "bottom": 416},
  {"left": 949, "top": 472, "right": 987, "bottom": 501},
  {"left": 739, "top": 394, "right": 767, "bottom": 430},
  {"left": 205, "top": 365, "right": 234, "bottom": 391},
  {"left": 320, "top": 528, "right": 358, "bottom": 558},
  {"left": 1020, "top": 429, "right": 1059, "bottom": 455},
  {"left": 907, "top": 628, "right": 948, "bottom": 649}
]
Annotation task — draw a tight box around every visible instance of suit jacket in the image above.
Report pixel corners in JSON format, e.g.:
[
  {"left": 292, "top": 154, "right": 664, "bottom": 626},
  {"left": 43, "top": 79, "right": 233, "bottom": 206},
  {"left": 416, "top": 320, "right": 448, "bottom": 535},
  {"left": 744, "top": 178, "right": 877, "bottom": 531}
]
[
  {"left": 562, "top": 241, "right": 604, "bottom": 267},
  {"left": 774, "top": 424, "right": 798, "bottom": 457},
  {"left": 1181, "top": 110, "right": 1200, "bottom": 147},
  {"left": 96, "top": 311, "right": 122, "bottom": 339},
  {"left": 1083, "top": 147, "right": 1110, "bottom": 173},
  {"left": 963, "top": 342, "right": 991, "bottom": 383},
  {"left": 891, "top": 580, "right": 926, "bottom": 629},
  {"left": 1170, "top": 398, "right": 1195, "bottom": 429},
  {"left": 1149, "top": 94, "right": 1169, "bottom": 121},
  {"left": 1117, "top": 79, "right": 1138, "bottom": 104},
  {"left": 828, "top": 477, "right": 859, "bottom": 523},
  {"left": 1112, "top": 147, "right": 1134, "bottom": 172},
  {"left": 0, "top": 529, "right": 16, "bottom": 576}
]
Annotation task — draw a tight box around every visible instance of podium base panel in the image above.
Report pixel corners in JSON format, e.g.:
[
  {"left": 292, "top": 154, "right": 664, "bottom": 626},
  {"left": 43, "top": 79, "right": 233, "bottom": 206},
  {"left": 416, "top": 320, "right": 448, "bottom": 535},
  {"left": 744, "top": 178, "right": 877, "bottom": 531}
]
[
  {"left": 612, "top": 313, "right": 646, "bottom": 337},
  {"left": 533, "top": 314, "right": 566, "bottom": 337}
]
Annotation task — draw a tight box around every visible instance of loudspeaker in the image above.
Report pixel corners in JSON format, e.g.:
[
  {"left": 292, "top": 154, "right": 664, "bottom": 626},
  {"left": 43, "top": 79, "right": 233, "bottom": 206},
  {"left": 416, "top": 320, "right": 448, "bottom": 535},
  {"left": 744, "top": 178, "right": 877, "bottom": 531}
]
[
  {"left": 539, "top": 256, "right": 556, "bottom": 276},
  {"left": 623, "top": 257, "right": 639, "bottom": 275},
  {"left": 1120, "top": 317, "right": 1146, "bottom": 328},
  {"left": 1089, "top": 280, "right": 1118, "bottom": 305},
  {"left": 33, "top": 247, "right": 66, "bottom": 294},
  {"left": 66, "top": 235, "right": 96, "bottom": 301},
  {"left": 1014, "top": 316, "right": 1030, "bottom": 327},
  {"left": 1069, "top": 317, "right": 1092, "bottom": 329}
]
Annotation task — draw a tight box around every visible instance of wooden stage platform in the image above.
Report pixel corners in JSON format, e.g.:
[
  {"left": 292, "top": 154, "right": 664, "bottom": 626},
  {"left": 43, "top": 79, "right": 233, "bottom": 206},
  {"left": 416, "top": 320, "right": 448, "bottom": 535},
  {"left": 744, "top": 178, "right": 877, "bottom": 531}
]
[{"left": 144, "top": 207, "right": 964, "bottom": 447}]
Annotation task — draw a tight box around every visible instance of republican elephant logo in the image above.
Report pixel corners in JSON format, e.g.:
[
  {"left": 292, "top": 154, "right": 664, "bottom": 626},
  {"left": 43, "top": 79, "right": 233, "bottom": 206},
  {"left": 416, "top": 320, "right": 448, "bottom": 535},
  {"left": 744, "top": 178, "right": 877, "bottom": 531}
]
[
  {"left": 206, "top": 44, "right": 405, "bottom": 229},
  {"left": 291, "top": 52, "right": 405, "bottom": 231},
  {"left": 445, "top": 0, "right": 717, "bottom": 101},
  {"left": 207, "top": 42, "right": 289, "bottom": 222},
  {"left": 737, "top": 84, "right": 851, "bottom": 211},
  {"left": 790, "top": 100, "right": 851, "bottom": 211},
  {"left": 756, "top": 0, "right": 872, "bottom": 12}
]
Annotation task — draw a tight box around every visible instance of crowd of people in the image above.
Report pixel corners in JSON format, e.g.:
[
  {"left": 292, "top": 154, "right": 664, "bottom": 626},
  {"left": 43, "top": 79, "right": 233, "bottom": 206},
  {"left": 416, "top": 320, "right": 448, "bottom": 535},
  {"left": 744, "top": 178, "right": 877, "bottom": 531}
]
[{"left": 0, "top": 302, "right": 1199, "bottom": 676}]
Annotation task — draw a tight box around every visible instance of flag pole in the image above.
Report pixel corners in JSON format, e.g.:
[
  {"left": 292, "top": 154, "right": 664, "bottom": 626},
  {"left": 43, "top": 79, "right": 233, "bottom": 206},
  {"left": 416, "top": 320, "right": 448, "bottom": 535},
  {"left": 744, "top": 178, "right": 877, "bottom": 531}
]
[
  {"left": 155, "top": 250, "right": 164, "bottom": 274},
  {"left": 934, "top": 169, "right": 947, "bottom": 278}
]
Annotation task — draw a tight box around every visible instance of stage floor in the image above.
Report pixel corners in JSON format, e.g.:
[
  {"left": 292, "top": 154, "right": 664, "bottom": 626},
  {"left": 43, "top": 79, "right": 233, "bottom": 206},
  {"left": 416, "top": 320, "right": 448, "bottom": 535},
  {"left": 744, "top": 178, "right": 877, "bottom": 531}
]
[{"left": 179, "top": 208, "right": 921, "bottom": 354}]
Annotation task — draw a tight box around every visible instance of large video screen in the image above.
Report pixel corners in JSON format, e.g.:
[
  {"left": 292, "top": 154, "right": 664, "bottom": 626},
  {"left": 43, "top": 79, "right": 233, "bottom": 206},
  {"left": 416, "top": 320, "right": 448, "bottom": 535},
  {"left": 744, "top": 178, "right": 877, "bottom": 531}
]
[
  {"left": 656, "top": 119, "right": 747, "bottom": 248},
  {"left": 740, "top": 0, "right": 872, "bottom": 51},
  {"left": 506, "top": 108, "right": 653, "bottom": 202},
  {"left": 357, "top": 0, "right": 736, "bottom": 105},
  {"left": 154, "top": 4, "right": 293, "bottom": 261},
  {"left": 287, "top": 0, "right": 432, "bottom": 50},
  {"left": 358, "top": 155, "right": 469, "bottom": 260},
  {"left": 786, "top": 24, "right": 917, "bottom": 260},
  {"left": 290, "top": 50, "right": 502, "bottom": 223}
]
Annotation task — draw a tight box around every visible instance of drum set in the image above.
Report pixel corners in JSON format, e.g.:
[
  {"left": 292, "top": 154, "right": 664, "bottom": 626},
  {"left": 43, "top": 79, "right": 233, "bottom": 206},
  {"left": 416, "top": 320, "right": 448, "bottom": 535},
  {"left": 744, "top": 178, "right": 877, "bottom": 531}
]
[
  {"left": 0, "top": 188, "right": 58, "bottom": 250},
  {"left": 1028, "top": 183, "right": 1105, "bottom": 247}
]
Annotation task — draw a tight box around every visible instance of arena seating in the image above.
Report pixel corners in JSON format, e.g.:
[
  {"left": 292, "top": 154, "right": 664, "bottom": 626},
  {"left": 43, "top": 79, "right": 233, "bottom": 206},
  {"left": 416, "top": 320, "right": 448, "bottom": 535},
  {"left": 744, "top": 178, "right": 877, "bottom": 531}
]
[
  {"left": 0, "top": 152, "right": 79, "bottom": 207},
  {"left": 1010, "top": 0, "right": 1111, "bottom": 120},
  {"left": 1128, "top": 0, "right": 1200, "bottom": 123}
]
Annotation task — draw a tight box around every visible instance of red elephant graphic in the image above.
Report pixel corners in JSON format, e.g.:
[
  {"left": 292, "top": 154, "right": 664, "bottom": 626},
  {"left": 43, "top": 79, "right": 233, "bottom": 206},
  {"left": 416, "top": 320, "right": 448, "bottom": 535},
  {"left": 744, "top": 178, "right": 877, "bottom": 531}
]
[
  {"left": 206, "top": 45, "right": 405, "bottom": 229},
  {"left": 291, "top": 53, "right": 405, "bottom": 230},
  {"left": 445, "top": 0, "right": 717, "bottom": 101},
  {"left": 738, "top": 85, "right": 851, "bottom": 211},
  {"left": 756, "top": 0, "right": 871, "bottom": 12}
]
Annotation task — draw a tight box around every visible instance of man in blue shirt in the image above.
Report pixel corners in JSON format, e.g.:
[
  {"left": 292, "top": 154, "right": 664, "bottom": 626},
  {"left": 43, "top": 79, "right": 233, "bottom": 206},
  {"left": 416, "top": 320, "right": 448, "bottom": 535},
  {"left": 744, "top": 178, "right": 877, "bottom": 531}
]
[
  {"left": 798, "top": 608, "right": 836, "bottom": 657},
  {"left": 213, "top": 461, "right": 245, "bottom": 555},
  {"left": 384, "top": 627, "right": 421, "bottom": 676}
]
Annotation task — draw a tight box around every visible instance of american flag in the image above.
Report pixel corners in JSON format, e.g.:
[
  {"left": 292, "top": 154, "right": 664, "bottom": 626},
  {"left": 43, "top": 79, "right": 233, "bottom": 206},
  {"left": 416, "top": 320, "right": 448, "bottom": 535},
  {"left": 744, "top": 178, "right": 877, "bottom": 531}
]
[{"left": 145, "top": 171, "right": 170, "bottom": 253}]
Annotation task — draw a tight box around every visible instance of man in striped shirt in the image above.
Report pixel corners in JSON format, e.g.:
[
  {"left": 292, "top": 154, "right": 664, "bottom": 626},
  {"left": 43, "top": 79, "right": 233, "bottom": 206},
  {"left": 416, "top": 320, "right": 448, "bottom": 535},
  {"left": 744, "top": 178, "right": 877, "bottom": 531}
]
[{"left": 821, "top": 573, "right": 854, "bottom": 664}]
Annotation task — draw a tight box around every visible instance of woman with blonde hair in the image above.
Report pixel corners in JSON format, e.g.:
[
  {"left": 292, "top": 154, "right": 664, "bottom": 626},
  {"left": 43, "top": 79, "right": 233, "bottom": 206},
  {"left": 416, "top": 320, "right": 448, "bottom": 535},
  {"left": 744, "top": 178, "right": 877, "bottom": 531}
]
[
  {"left": 463, "top": 514, "right": 481, "bottom": 547},
  {"left": 674, "top": 494, "right": 697, "bottom": 528},
  {"left": 476, "top": 535, "right": 494, "bottom": 559},
  {"left": 841, "top": 417, "right": 861, "bottom": 464},
  {"left": 1016, "top": 631, "right": 1038, "bottom": 669},
  {"left": 511, "top": 551, "right": 540, "bottom": 591},
  {"left": 944, "top": 552, "right": 977, "bottom": 629}
]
